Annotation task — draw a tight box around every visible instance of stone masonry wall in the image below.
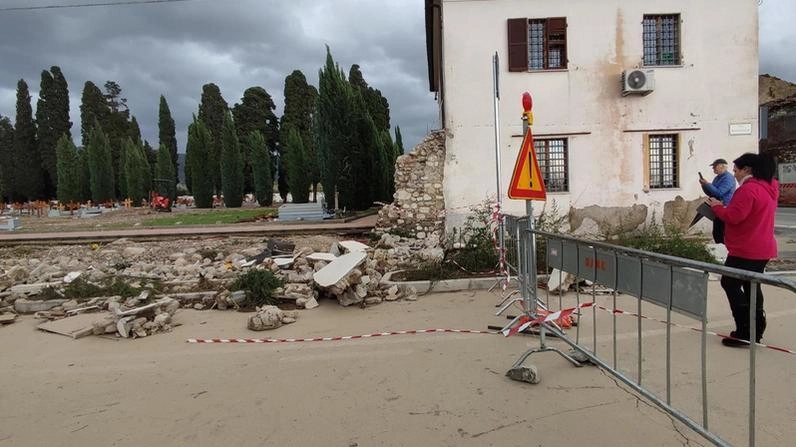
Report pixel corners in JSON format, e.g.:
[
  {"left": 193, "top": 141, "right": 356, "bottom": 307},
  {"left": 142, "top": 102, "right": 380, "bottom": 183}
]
[{"left": 376, "top": 131, "right": 446, "bottom": 241}]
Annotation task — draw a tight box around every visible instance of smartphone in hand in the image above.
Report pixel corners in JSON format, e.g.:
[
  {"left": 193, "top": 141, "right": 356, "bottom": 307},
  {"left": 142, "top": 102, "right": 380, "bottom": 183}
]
[{"left": 698, "top": 172, "right": 704, "bottom": 180}]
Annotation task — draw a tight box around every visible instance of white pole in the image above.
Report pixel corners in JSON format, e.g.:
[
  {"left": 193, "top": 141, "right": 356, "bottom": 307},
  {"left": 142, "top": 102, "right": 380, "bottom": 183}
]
[{"left": 492, "top": 52, "right": 506, "bottom": 274}]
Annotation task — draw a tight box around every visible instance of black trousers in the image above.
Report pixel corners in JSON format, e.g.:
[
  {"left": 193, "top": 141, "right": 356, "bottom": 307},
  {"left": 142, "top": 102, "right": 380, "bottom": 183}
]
[
  {"left": 712, "top": 218, "right": 725, "bottom": 244},
  {"left": 720, "top": 256, "right": 768, "bottom": 338}
]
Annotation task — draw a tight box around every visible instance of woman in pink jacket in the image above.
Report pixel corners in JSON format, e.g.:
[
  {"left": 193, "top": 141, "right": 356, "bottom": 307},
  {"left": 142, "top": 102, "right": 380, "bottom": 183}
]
[{"left": 707, "top": 153, "right": 778, "bottom": 347}]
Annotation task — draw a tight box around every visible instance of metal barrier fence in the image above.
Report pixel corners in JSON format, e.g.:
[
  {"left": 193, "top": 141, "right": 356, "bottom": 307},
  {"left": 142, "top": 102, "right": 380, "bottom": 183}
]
[{"left": 506, "top": 227, "right": 796, "bottom": 447}]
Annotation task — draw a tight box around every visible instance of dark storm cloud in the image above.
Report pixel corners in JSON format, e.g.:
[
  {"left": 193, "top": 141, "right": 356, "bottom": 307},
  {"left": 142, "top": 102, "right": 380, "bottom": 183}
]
[
  {"left": 759, "top": 0, "right": 796, "bottom": 83},
  {"left": 0, "top": 0, "right": 438, "bottom": 152}
]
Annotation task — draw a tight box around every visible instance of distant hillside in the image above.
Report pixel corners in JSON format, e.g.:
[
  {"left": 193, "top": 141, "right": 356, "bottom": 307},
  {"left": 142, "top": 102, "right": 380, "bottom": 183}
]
[{"left": 760, "top": 74, "right": 796, "bottom": 105}]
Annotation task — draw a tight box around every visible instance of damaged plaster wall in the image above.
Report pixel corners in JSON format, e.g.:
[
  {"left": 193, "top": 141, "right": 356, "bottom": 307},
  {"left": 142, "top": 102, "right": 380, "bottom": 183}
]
[
  {"left": 568, "top": 196, "right": 709, "bottom": 236},
  {"left": 376, "top": 131, "right": 446, "bottom": 240}
]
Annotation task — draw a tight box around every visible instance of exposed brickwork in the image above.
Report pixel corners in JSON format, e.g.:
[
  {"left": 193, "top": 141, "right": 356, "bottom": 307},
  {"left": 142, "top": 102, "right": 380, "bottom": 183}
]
[{"left": 376, "top": 131, "right": 445, "bottom": 240}]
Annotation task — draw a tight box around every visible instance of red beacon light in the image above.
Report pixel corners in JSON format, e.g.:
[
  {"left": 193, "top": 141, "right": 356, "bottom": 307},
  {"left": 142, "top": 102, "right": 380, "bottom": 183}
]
[{"left": 521, "top": 92, "right": 533, "bottom": 125}]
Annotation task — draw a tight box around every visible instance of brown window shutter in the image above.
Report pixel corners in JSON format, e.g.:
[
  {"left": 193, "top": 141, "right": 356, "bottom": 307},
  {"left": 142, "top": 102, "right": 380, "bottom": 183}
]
[
  {"left": 546, "top": 17, "right": 567, "bottom": 69},
  {"left": 507, "top": 18, "right": 528, "bottom": 72}
]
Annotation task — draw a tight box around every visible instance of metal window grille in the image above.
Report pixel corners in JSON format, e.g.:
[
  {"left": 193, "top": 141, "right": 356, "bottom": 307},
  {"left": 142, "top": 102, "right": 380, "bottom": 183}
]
[
  {"left": 534, "top": 138, "right": 568, "bottom": 192},
  {"left": 649, "top": 134, "right": 678, "bottom": 188},
  {"left": 643, "top": 14, "right": 680, "bottom": 66},
  {"left": 528, "top": 20, "right": 545, "bottom": 70}
]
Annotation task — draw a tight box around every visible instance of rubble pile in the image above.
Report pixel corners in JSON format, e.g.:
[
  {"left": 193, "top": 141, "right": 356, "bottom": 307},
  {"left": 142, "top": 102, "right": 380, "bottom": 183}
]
[{"left": 0, "top": 232, "right": 449, "bottom": 336}]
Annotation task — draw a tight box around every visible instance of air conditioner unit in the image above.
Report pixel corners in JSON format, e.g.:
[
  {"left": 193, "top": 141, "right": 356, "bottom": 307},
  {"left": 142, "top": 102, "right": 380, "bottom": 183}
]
[{"left": 622, "top": 69, "right": 655, "bottom": 96}]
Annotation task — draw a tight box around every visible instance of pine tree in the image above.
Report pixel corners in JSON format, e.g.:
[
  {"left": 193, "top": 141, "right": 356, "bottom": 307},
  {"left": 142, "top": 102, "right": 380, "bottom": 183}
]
[
  {"left": 286, "top": 127, "right": 310, "bottom": 203},
  {"left": 55, "top": 134, "right": 81, "bottom": 204},
  {"left": 80, "top": 81, "right": 108, "bottom": 147},
  {"left": 155, "top": 143, "right": 176, "bottom": 201},
  {"left": 186, "top": 118, "right": 214, "bottom": 208},
  {"left": 247, "top": 131, "right": 272, "bottom": 207},
  {"left": 220, "top": 111, "right": 243, "bottom": 207},
  {"left": 36, "top": 66, "right": 71, "bottom": 198},
  {"left": 317, "top": 47, "right": 353, "bottom": 210},
  {"left": 198, "top": 83, "right": 228, "bottom": 194},
  {"left": 0, "top": 116, "right": 14, "bottom": 202},
  {"left": 86, "top": 120, "right": 115, "bottom": 203},
  {"left": 12, "top": 79, "right": 42, "bottom": 201},
  {"left": 158, "top": 95, "right": 178, "bottom": 185},
  {"left": 232, "top": 86, "right": 278, "bottom": 194},
  {"left": 281, "top": 70, "right": 319, "bottom": 200}
]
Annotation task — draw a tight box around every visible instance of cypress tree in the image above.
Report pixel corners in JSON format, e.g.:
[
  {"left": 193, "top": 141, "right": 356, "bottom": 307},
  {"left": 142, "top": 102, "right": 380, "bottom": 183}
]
[
  {"left": 123, "top": 138, "right": 150, "bottom": 204},
  {"left": 12, "top": 79, "right": 42, "bottom": 201},
  {"left": 286, "top": 127, "right": 310, "bottom": 203},
  {"left": 80, "top": 81, "right": 108, "bottom": 147},
  {"left": 380, "top": 129, "right": 395, "bottom": 201},
  {"left": 394, "top": 126, "right": 404, "bottom": 156},
  {"left": 232, "top": 86, "right": 278, "bottom": 194},
  {"left": 77, "top": 147, "right": 91, "bottom": 202},
  {"left": 281, "top": 70, "right": 319, "bottom": 201},
  {"left": 0, "top": 116, "right": 14, "bottom": 202},
  {"left": 338, "top": 90, "right": 375, "bottom": 211},
  {"left": 158, "top": 95, "right": 178, "bottom": 185},
  {"left": 86, "top": 120, "right": 115, "bottom": 203},
  {"left": 155, "top": 143, "right": 176, "bottom": 201},
  {"left": 198, "top": 83, "right": 228, "bottom": 194},
  {"left": 103, "top": 81, "right": 131, "bottom": 199},
  {"left": 348, "top": 64, "right": 390, "bottom": 131},
  {"left": 317, "top": 47, "right": 353, "bottom": 210},
  {"left": 220, "top": 111, "right": 243, "bottom": 208},
  {"left": 129, "top": 116, "right": 142, "bottom": 145},
  {"left": 248, "top": 131, "right": 272, "bottom": 207},
  {"left": 36, "top": 67, "right": 71, "bottom": 198},
  {"left": 55, "top": 134, "right": 81, "bottom": 204},
  {"left": 186, "top": 118, "right": 214, "bottom": 208}
]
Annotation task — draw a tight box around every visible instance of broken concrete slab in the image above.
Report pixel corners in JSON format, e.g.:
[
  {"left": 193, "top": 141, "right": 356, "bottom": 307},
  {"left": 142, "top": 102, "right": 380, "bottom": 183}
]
[
  {"left": 307, "top": 252, "right": 337, "bottom": 262},
  {"left": 38, "top": 312, "right": 112, "bottom": 339},
  {"left": 313, "top": 252, "right": 367, "bottom": 288},
  {"left": 0, "top": 313, "right": 17, "bottom": 325},
  {"left": 14, "top": 298, "right": 68, "bottom": 314},
  {"left": 339, "top": 240, "right": 369, "bottom": 253},
  {"left": 273, "top": 256, "right": 296, "bottom": 268}
]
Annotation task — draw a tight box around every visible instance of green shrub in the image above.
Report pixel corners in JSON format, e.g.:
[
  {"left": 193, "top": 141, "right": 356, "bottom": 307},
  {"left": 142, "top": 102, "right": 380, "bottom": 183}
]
[
  {"left": 446, "top": 200, "right": 498, "bottom": 273},
  {"left": 229, "top": 269, "right": 284, "bottom": 308},
  {"left": 610, "top": 220, "right": 718, "bottom": 264}
]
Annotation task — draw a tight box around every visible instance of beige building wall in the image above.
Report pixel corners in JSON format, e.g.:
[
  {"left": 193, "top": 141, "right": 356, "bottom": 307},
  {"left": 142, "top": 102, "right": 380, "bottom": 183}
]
[{"left": 438, "top": 0, "right": 759, "bottom": 230}]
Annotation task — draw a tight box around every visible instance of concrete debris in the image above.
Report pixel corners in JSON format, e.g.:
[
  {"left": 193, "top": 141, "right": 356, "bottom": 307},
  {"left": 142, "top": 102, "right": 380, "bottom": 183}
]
[
  {"left": 247, "top": 305, "right": 298, "bottom": 331},
  {"left": 0, "top": 234, "right": 443, "bottom": 337}
]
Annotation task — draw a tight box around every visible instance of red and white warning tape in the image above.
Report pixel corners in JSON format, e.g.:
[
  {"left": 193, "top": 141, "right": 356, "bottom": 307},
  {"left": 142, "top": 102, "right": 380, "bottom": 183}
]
[
  {"left": 593, "top": 304, "right": 796, "bottom": 356},
  {"left": 502, "top": 302, "right": 593, "bottom": 337},
  {"left": 186, "top": 328, "right": 494, "bottom": 344}
]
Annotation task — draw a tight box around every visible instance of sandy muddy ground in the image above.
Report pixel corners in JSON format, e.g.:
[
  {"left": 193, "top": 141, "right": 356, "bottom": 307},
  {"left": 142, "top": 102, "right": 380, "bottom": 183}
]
[{"left": 3, "top": 285, "right": 795, "bottom": 447}]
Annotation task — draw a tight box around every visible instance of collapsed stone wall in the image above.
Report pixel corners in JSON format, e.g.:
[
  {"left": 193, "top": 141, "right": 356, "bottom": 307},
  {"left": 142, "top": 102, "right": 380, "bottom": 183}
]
[{"left": 376, "top": 131, "right": 446, "bottom": 241}]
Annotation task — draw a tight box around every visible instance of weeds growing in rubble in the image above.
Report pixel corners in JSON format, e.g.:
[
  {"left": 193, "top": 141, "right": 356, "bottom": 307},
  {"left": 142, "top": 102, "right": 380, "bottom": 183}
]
[{"left": 229, "top": 269, "right": 284, "bottom": 308}]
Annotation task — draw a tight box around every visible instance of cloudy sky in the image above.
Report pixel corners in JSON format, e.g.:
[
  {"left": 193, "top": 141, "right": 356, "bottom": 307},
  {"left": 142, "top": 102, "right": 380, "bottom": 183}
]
[{"left": 0, "top": 0, "right": 794, "bottom": 154}]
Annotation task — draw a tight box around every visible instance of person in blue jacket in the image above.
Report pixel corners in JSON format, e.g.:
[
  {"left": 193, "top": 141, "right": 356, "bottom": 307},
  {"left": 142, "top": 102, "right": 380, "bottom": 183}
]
[{"left": 699, "top": 158, "right": 736, "bottom": 243}]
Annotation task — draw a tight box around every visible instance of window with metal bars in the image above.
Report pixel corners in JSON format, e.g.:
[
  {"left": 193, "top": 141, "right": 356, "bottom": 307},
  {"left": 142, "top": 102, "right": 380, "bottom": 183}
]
[
  {"left": 648, "top": 134, "right": 678, "bottom": 188},
  {"left": 643, "top": 14, "right": 681, "bottom": 66},
  {"left": 534, "top": 138, "right": 568, "bottom": 192},
  {"left": 507, "top": 17, "right": 567, "bottom": 71}
]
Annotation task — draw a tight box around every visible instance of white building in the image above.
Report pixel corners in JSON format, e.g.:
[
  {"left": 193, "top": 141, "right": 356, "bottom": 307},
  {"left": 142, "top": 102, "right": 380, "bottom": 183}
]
[{"left": 425, "top": 0, "right": 759, "bottom": 232}]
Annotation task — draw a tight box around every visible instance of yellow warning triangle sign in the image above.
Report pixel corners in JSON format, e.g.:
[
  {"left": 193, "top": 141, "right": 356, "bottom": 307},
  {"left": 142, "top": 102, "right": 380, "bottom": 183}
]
[{"left": 508, "top": 127, "right": 547, "bottom": 201}]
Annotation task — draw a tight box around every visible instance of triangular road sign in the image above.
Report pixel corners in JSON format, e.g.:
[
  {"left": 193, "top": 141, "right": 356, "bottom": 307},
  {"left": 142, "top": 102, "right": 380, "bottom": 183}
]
[{"left": 508, "top": 127, "right": 546, "bottom": 200}]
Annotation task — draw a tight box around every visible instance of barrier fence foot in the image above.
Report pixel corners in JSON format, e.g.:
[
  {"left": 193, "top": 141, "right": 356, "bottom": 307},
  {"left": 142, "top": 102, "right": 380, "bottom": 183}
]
[{"left": 506, "top": 365, "right": 541, "bottom": 384}]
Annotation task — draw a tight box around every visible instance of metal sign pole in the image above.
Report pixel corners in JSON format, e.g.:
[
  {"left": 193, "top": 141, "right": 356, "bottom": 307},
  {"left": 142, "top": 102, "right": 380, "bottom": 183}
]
[{"left": 492, "top": 52, "right": 506, "bottom": 277}]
